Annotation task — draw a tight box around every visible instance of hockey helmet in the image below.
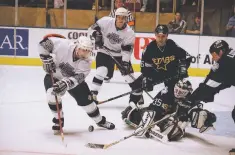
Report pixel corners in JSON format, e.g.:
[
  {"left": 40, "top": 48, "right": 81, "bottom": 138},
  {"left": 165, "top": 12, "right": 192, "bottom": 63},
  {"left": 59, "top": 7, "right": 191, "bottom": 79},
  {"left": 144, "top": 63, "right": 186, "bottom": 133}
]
[
  {"left": 155, "top": 24, "right": 169, "bottom": 35},
  {"left": 174, "top": 79, "right": 193, "bottom": 99},
  {"left": 115, "top": 7, "right": 128, "bottom": 17},
  {"left": 76, "top": 36, "right": 93, "bottom": 51},
  {"left": 209, "top": 40, "right": 229, "bottom": 54}
]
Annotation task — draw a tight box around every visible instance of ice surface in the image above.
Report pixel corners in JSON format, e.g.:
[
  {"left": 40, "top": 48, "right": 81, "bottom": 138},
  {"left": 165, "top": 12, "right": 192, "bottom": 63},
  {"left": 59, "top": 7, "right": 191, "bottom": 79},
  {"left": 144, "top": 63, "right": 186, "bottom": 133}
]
[{"left": 0, "top": 65, "right": 234, "bottom": 155}]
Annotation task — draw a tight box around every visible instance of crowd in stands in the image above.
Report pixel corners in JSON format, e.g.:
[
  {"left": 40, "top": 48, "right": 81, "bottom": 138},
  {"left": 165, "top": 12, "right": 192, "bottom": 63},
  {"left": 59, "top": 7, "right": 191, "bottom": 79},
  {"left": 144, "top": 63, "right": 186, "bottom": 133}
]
[{"left": 0, "top": 0, "right": 235, "bottom": 37}]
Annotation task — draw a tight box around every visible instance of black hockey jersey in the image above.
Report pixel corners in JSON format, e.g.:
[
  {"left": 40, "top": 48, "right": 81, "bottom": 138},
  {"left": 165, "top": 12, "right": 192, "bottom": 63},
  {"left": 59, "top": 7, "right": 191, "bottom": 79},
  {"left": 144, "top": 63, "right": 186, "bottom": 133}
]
[
  {"left": 148, "top": 87, "right": 176, "bottom": 116},
  {"left": 190, "top": 49, "right": 235, "bottom": 103},
  {"left": 141, "top": 39, "right": 191, "bottom": 82}
]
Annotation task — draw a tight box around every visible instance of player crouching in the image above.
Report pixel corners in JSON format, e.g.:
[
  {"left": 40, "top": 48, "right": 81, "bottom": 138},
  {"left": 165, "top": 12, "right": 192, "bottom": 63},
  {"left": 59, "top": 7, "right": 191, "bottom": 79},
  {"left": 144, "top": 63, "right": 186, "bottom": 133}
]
[
  {"left": 38, "top": 35, "right": 115, "bottom": 134},
  {"left": 122, "top": 79, "right": 216, "bottom": 141}
]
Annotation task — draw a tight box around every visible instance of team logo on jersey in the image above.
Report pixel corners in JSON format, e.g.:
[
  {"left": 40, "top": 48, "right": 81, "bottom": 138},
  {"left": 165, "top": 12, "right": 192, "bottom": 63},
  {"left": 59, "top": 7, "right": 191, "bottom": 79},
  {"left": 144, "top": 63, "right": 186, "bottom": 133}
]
[
  {"left": 152, "top": 56, "right": 175, "bottom": 71},
  {"left": 59, "top": 62, "right": 76, "bottom": 77},
  {"left": 107, "top": 33, "right": 123, "bottom": 44}
]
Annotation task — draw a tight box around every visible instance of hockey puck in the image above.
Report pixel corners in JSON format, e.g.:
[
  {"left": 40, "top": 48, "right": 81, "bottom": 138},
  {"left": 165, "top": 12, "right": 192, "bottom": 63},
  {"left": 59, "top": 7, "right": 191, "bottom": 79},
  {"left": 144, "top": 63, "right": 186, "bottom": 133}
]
[{"left": 88, "top": 125, "right": 94, "bottom": 132}]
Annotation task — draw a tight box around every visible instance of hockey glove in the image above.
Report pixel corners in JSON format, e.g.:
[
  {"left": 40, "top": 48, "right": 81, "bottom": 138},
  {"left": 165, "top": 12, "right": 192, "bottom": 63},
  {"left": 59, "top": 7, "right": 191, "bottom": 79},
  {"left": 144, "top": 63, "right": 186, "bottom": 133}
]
[
  {"left": 120, "top": 61, "right": 132, "bottom": 75},
  {"left": 40, "top": 54, "right": 56, "bottom": 73},
  {"left": 178, "top": 62, "right": 188, "bottom": 79},
  {"left": 52, "top": 80, "right": 68, "bottom": 96},
  {"left": 142, "top": 77, "right": 154, "bottom": 91},
  {"left": 92, "top": 30, "right": 103, "bottom": 48},
  {"left": 91, "top": 90, "right": 99, "bottom": 104}
]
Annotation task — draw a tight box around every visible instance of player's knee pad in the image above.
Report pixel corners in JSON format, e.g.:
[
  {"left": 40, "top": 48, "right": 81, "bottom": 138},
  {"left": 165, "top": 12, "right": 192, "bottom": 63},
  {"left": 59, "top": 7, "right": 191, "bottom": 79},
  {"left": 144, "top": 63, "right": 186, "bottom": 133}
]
[
  {"left": 46, "top": 88, "right": 62, "bottom": 104},
  {"left": 189, "top": 108, "right": 216, "bottom": 133},
  {"left": 47, "top": 88, "right": 63, "bottom": 118},
  {"left": 232, "top": 106, "right": 235, "bottom": 123},
  {"left": 96, "top": 66, "right": 108, "bottom": 79},
  {"left": 134, "top": 110, "right": 156, "bottom": 137}
]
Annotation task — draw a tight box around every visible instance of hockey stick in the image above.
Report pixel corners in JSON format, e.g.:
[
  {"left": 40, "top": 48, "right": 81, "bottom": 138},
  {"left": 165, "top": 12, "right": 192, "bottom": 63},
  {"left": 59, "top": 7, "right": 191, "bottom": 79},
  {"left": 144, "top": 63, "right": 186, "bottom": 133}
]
[
  {"left": 50, "top": 73, "right": 65, "bottom": 144},
  {"left": 98, "top": 75, "right": 178, "bottom": 105},
  {"left": 103, "top": 47, "right": 154, "bottom": 100},
  {"left": 86, "top": 111, "right": 176, "bottom": 149},
  {"left": 98, "top": 87, "right": 143, "bottom": 104}
]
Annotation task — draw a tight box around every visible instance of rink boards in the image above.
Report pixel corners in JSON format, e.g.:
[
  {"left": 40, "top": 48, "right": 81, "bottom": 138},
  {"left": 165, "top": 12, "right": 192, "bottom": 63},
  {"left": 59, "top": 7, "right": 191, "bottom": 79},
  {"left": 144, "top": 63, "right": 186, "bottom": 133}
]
[{"left": 1, "top": 26, "right": 235, "bottom": 77}]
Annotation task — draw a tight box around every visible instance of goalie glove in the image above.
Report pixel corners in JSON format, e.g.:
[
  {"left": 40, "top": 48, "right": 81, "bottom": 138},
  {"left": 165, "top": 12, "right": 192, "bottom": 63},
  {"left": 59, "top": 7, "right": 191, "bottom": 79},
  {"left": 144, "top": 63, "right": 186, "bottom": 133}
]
[
  {"left": 40, "top": 54, "right": 56, "bottom": 73},
  {"left": 189, "top": 108, "right": 216, "bottom": 133}
]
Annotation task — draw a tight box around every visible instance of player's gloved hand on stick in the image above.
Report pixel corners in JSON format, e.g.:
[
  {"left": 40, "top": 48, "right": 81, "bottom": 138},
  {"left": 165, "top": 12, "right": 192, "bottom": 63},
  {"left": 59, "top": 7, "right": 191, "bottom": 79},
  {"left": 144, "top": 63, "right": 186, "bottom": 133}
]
[
  {"left": 178, "top": 62, "right": 188, "bottom": 79},
  {"left": 142, "top": 77, "right": 154, "bottom": 91},
  {"left": 120, "top": 61, "right": 132, "bottom": 75},
  {"left": 91, "top": 90, "right": 99, "bottom": 104},
  {"left": 92, "top": 30, "right": 103, "bottom": 48},
  {"left": 52, "top": 80, "right": 68, "bottom": 96},
  {"left": 40, "top": 54, "right": 56, "bottom": 73}
]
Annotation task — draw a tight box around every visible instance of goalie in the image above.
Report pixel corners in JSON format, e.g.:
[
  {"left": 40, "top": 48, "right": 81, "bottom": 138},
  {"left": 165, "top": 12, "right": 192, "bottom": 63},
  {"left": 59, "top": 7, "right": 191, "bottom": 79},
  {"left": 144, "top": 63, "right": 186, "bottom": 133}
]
[{"left": 121, "top": 79, "right": 216, "bottom": 141}]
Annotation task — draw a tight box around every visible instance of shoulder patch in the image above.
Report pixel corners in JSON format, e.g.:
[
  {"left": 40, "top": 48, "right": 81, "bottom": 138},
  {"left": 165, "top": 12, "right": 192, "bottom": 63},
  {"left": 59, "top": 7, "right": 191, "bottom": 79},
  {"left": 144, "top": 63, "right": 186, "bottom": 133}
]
[{"left": 211, "top": 62, "right": 219, "bottom": 72}]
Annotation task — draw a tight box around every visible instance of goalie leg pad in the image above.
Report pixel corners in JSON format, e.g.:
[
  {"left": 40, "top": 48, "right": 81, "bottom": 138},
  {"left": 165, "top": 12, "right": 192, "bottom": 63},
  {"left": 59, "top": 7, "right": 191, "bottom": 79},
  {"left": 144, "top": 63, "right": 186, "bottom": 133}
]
[
  {"left": 134, "top": 111, "right": 155, "bottom": 137},
  {"left": 149, "top": 125, "right": 169, "bottom": 142},
  {"left": 161, "top": 120, "right": 185, "bottom": 141}
]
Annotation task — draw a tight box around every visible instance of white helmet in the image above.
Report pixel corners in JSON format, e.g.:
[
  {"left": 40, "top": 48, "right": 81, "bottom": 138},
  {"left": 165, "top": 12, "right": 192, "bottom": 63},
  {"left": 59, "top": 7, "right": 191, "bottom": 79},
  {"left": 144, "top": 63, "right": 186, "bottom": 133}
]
[
  {"left": 115, "top": 7, "right": 128, "bottom": 17},
  {"left": 76, "top": 36, "right": 93, "bottom": 51}
]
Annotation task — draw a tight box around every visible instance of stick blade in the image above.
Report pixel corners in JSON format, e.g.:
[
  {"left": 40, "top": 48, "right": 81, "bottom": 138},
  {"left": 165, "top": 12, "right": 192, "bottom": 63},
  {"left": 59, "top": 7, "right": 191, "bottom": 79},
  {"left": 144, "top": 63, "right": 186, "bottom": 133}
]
[{"left": 85, "top": 143, "right": 106, "bottom": 149}]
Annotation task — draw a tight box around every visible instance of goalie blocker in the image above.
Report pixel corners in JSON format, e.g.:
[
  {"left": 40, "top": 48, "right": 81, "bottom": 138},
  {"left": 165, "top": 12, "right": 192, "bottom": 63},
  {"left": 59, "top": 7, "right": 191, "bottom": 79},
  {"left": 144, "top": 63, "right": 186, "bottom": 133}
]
[{"left": 122, "top": 79, "right": 217, "bottom": 141}]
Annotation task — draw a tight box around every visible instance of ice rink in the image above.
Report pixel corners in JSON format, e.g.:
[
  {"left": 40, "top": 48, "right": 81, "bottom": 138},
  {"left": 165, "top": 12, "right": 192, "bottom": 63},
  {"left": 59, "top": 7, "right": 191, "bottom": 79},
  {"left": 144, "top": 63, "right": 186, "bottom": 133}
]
[{"left": 0, "top": 65, "right": 234, "bottom": 155}]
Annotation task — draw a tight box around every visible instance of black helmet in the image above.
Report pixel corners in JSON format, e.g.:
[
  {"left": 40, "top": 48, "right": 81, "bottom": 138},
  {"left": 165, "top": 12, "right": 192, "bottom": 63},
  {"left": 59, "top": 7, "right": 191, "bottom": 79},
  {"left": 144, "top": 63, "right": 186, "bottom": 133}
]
[
  {"left": 155, "top": 24, "right": 168, "bottom": 35},
  {"left": 209, "top": 40, "right": 229, "bottom": 54}
]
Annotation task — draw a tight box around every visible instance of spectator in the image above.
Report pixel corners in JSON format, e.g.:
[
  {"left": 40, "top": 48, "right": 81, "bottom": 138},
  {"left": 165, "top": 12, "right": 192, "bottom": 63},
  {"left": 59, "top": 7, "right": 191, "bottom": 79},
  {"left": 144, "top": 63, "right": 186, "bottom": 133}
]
[
  {"left": 92, "top": 0, "right": 102, "bottom": 10},
  {"left": 140, "top": 0, "right": 147, "bottom": 12},
  {"left": 186, "top": 12, "right": 201, "bottom": 35},
  {"left": 125, "top": 0, "right": 141, "bottom": 12},
  {"left": 140, "top": 0, "right": 172, "bottom": 12},
  {"left": 54, "top": 0, "right": 64, "bottom": 8},
  {"left": 226, "top": 6, "right": 235, "bottom": 37},
  {"left": 168, "top": 12, "right": 187, "bottom": 34}
]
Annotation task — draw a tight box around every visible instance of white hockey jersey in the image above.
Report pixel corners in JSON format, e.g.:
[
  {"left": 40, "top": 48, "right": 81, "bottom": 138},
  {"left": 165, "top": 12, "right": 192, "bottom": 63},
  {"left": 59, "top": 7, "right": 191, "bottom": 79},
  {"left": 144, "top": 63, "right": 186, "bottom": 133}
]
[
  {"left": 88, "top": 16, "right": 135, "bottom": 62},
  {"left": 38, "top": 37, "right": 92, "bottom": 82}
]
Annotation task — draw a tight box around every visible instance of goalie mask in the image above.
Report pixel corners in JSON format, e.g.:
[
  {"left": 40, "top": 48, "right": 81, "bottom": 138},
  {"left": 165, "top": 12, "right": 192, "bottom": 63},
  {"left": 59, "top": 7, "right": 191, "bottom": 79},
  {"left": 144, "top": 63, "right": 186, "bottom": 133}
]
[{"left": 174, "top": 79, "right": 193, "bottom": 99}]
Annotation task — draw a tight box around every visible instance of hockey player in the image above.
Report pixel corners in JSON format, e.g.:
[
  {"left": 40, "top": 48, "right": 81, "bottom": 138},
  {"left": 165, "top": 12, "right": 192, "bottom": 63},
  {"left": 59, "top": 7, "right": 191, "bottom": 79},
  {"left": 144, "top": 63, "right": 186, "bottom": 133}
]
[
  {"left": 38, "top": 35, "right": 115, "bottom": 134},
  {"left": 88, "top": 7, "right": 140, "bottom": 104},
  {"left": 106, "top": 0, "right": 135, "bottom": 82},
  {"left": 122, "top": 79, "right": 216, "bottom": 141},
  {"left": 127, "top": 24, "right": 192, "bottom": 108},
  {"left": 188, "top": 40, "right": 235, "bottom": 124}
]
